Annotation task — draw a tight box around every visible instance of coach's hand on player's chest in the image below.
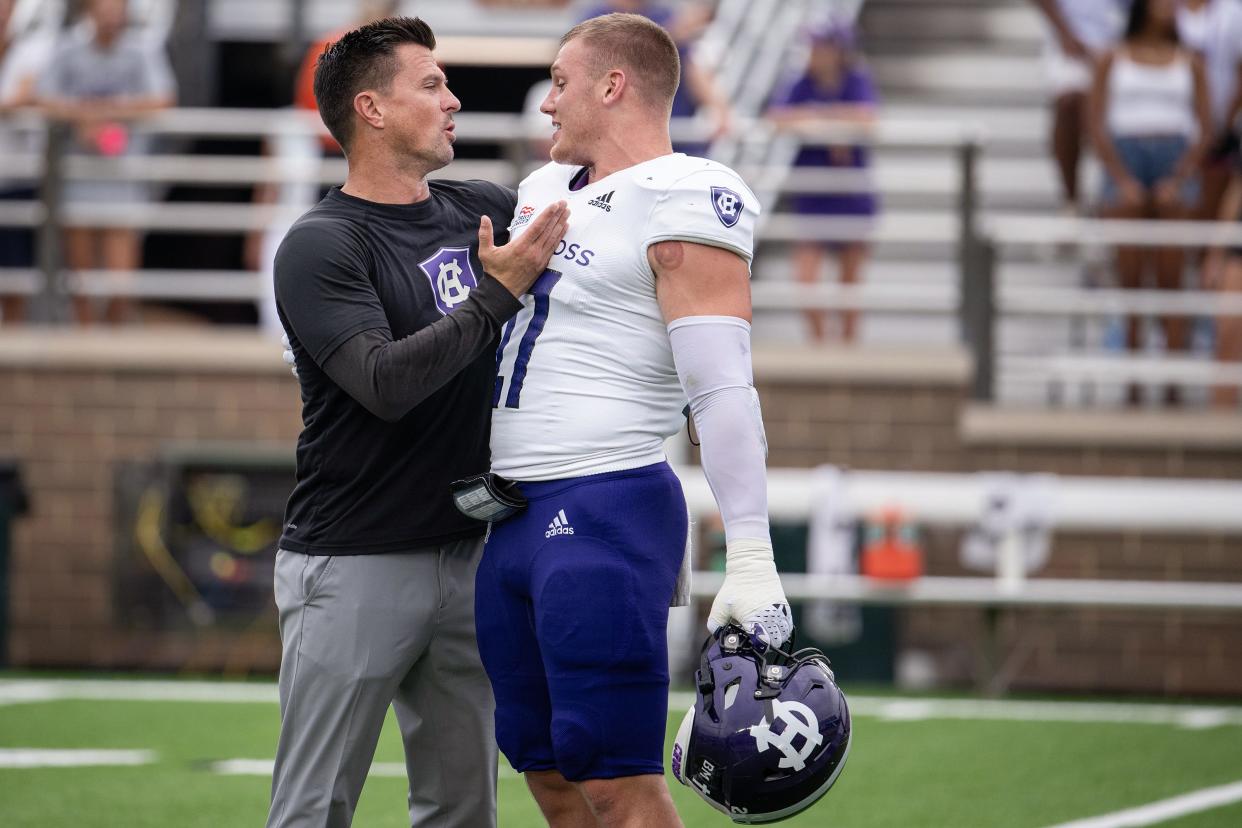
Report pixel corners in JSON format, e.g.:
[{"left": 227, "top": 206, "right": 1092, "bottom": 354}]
[{"left": 479, "top": 201, "right": 570, "bottom": 297}]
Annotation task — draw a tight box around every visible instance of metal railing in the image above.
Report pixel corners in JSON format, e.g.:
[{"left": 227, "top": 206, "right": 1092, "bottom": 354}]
[
  {"left": 3, "top": 107, "right": 1240, "bottom": 405},
  {"left": 0, "top": 107, "right": 985, "bottom": 315},
  {"left": 673, "top": 465, "right": 1242, "bottom": 691},
  {"left": 966, "top": 216, "right": 1242, "bottom": 402}
]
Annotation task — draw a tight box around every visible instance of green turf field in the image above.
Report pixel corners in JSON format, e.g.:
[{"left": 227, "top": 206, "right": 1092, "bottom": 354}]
[{"left": 2, "top": 677, "right": 1242, "bottom": 827}]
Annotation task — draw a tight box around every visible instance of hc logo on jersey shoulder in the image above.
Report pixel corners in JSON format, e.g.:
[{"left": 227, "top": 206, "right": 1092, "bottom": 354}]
[
  {"left": 418, "top": 246, "right": 479, "bottom": 315},
  {"left": 711, "top": 186, "right": 743, "bottom": 228}
]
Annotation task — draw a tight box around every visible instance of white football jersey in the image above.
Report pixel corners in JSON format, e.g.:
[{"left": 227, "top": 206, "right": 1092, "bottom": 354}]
[{"left": 490, "top": 153, "right": 760, "bottom": 481}]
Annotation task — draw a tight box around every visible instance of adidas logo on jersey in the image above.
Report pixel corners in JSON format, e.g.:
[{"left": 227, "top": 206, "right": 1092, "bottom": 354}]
[
  {"left": 545, "top": 509, "right": 575, "bottom": 538},
  {"left": 587, "top": 191, "right": 615, "bottom": 212}
]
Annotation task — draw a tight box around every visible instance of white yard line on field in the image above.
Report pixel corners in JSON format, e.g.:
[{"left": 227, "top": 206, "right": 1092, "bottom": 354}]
[
  {"left": 210, "top": 758, "right": 520, "bottom": 780},
  {"left": 2, "top": 680, "right": 1240, "bottom": 730},
  {"left": 0, "top": 748, "right": 156, "bottom": 768},
  {"left": 212, "top": 759, "right": 408, "bottom": 778},
  {"left": 849, "top": 697, "right": 1242, "bottom": 730},
  {"left": 669, "top": 691, "right": 1242, "bottom": 730},
  {"left": 0, "top": 679, "right": 278, "bottom": 706},
  {"left": 1042, "top": 779, "right": 1242, "bottom": 828}
]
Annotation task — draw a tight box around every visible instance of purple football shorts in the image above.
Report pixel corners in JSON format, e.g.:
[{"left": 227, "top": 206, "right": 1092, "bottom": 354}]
[{"left": 475, "top": 462, "right": 688, "bottom": 781}]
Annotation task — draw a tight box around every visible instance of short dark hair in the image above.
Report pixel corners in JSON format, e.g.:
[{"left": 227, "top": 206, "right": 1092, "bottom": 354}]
[
  {"left": 312, "top": 16, "right": 436, "bottom": 152},
  {"left": 560, "top": 13, "right": 681, "bottom": 112}
]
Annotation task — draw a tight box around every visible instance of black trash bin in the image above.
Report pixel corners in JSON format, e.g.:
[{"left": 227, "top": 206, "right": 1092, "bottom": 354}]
[{"left": 0, "top": 461, "right": 30, "bottom": 668}]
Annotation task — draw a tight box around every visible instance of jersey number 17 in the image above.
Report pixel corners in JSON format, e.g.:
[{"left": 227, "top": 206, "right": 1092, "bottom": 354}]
[{"left": 493, "top": 268, "right": 561, "bottom": 409}]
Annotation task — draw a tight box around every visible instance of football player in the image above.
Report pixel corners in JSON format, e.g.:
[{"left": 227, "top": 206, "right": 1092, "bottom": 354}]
[{"left": 472, "top": 13, "right": 791, "bottom": 827}]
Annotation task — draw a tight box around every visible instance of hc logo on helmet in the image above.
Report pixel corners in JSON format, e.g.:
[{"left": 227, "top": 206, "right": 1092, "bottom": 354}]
[
  {"left": 418, "top": 247, "right": 479, "bottom": 315},
  {"left": 711, "top": 186, "right": 743, "bottom": 228},
  {"left": 673, "top": 627, "right": 850, "bottom": 823},
  {"left": 749, "top": 699, "right": 823, "bottom": 772}
]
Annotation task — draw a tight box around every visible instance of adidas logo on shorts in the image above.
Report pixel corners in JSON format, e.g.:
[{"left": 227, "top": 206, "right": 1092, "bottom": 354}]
[{"left": 546, "top": 509, "right": 575, "bottom": 538}]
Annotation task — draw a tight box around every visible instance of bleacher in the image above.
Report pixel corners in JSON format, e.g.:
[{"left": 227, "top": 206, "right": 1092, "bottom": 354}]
[
  {"left": 1, "top": 5, "right": 1241, "bottom": 827},
  {"left": 1, "top": 0, "right": 1239, "bottom": 409}
]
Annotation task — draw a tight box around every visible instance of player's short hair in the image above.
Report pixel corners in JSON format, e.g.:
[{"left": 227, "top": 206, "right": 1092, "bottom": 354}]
[
  {"left": 313, "top": 16, "right": 436, "bottom": 153},
  {"left": 560, "top": 13, "right": 681, "bottom": 112}
]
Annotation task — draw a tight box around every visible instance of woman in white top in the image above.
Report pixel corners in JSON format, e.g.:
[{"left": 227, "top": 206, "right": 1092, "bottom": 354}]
[
  {"left": 1177, "top": 0, "right": 1242, "bottom": 221},
  {"left": 1090, "top": 0, "right": 1211, "bottom": 405}
]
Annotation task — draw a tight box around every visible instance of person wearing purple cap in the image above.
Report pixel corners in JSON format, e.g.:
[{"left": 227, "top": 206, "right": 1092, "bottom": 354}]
[{"left": 767, "top": 23, "right": 879, "bottom": 343}]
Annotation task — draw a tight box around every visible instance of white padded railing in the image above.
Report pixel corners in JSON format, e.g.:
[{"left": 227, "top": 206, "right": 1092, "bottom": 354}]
[{"left": 675, "top": 466, "right": 1242, "bottom": 611}]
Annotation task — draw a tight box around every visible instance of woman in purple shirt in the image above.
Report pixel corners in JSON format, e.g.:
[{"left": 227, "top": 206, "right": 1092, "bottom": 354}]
[{"left": 768, "top": 23, "right": 879, "bottom": 343}]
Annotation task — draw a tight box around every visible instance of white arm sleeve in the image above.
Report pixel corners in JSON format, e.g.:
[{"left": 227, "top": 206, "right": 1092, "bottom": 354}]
[
  {"left": 669, "top": 315, "right": 791, "bottom": 646},
  {"left": 668, "top": 315, "right": 770, "bottom": 543}
]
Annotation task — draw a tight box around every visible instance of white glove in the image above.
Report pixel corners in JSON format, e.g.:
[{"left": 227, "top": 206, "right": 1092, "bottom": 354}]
[
  {"left": 281, "top": 333, "right": 298, "bottom": 378},
  {"left": 707, "top": 538, "right": 793, "bottom": 650}
]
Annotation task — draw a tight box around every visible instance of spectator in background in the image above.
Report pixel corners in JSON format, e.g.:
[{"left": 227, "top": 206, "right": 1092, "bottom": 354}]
[
  {"left": 1176, "top": 0, "right": 1242, "bottom": 221},
  {"left": 0, "top": 0, "right": 54, "bottom": 324},
  {"left": 1203, "top": 153, "right": 1242, "bottom": 408},
  {"left": 1090, "top": 0, "right": 1211, "bottom": 405},
  {"left": 578, "top": 0, "right": 732, "bottom": 152},
  {"left": 249, "top": 0, "right": 400, "bottom": 338},
  {"left": 1034, "top": 1, "right": 1130, "bottom": 218},
  {"left": 579, "top": 0, "right": 672, "bottom": 28},
  {"left": 38, "top": 0, "right": 175, "bottom": 326},
  {"left": 767, "top": 22, "right": 879, "bottom": 344},
  {"left": 293, "top": 0, "right": 400, "bottom": 157},
  {"left": 665, "top": 0, "right": 733, "bottom": 152},
  {"left": 522, "top": 78, "right": 555, "bottom": 162},
  {"left": 479, "top": 0, "right": 571, "bottom": 6}
]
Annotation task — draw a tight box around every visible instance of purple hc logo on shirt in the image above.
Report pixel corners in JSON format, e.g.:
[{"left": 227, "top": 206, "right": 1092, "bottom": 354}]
[
  {"left": 711, "top": 186, "right": 743, "bottom": 228},
  {"left": 418, "top": 247, "right": 479, "bottom": 315}
]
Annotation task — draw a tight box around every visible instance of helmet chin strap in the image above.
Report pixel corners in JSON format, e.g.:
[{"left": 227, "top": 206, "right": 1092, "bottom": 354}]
[{"left": 698, "top": 622, "right": 838, "bottom": 714}]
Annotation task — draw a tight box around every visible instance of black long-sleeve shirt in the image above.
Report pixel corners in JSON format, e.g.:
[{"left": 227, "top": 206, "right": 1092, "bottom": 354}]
[{"left": 275, "top": 183, "right": 519, "bottom": 555}]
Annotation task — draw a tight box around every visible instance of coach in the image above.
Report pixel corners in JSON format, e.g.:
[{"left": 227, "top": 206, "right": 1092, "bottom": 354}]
[{"left": 266, "top": 17, "right": 567, "bottom": 828}]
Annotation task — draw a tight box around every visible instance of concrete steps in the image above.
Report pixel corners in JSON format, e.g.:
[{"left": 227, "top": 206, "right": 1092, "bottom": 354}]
[
  {"left": 863, "top": 2, "right": 1042, "bottom": 51},
  {"left": 208, "top": 0, "right": 575, "bottom": 42},
  {"left": 861, "top": 0, "right": 1047, "bottom": 102},
  {"left": 757, "top": 0, "right": 1118, "bottom": 378}
]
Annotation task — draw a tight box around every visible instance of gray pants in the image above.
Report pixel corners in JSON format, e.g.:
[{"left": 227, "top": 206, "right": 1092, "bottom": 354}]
[{"left": 265, "top": 539, "right": 496, "bottom": 828}]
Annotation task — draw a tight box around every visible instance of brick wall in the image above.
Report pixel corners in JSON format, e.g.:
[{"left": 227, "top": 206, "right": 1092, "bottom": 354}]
[
  {"left": 2, "top": 332, "right": 1241, "bottom": 695},
  {"left": 898, "top": 533, "right": 1242, "bottom": 696},
  {"left": 749, "top": 348, "right": 1242, "bottom": 697},
  {"left": 0, "top": 331, "right": 300, "bottom": 672}
]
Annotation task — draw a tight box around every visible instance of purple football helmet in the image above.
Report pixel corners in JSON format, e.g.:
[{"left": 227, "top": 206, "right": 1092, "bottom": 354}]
[{"left": 671, "top": 625, "right": 851, "bottom": 823}]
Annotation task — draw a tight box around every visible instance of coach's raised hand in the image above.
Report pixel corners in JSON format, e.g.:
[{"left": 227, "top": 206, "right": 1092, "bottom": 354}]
[{"left": 478, "top": 200, "right": 569, "bottom": 297}]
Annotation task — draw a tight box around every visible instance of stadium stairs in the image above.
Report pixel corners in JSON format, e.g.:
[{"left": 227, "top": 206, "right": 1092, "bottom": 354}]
[{"left": 755, "top": 0, "right": 1099, "bottom": 398}]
